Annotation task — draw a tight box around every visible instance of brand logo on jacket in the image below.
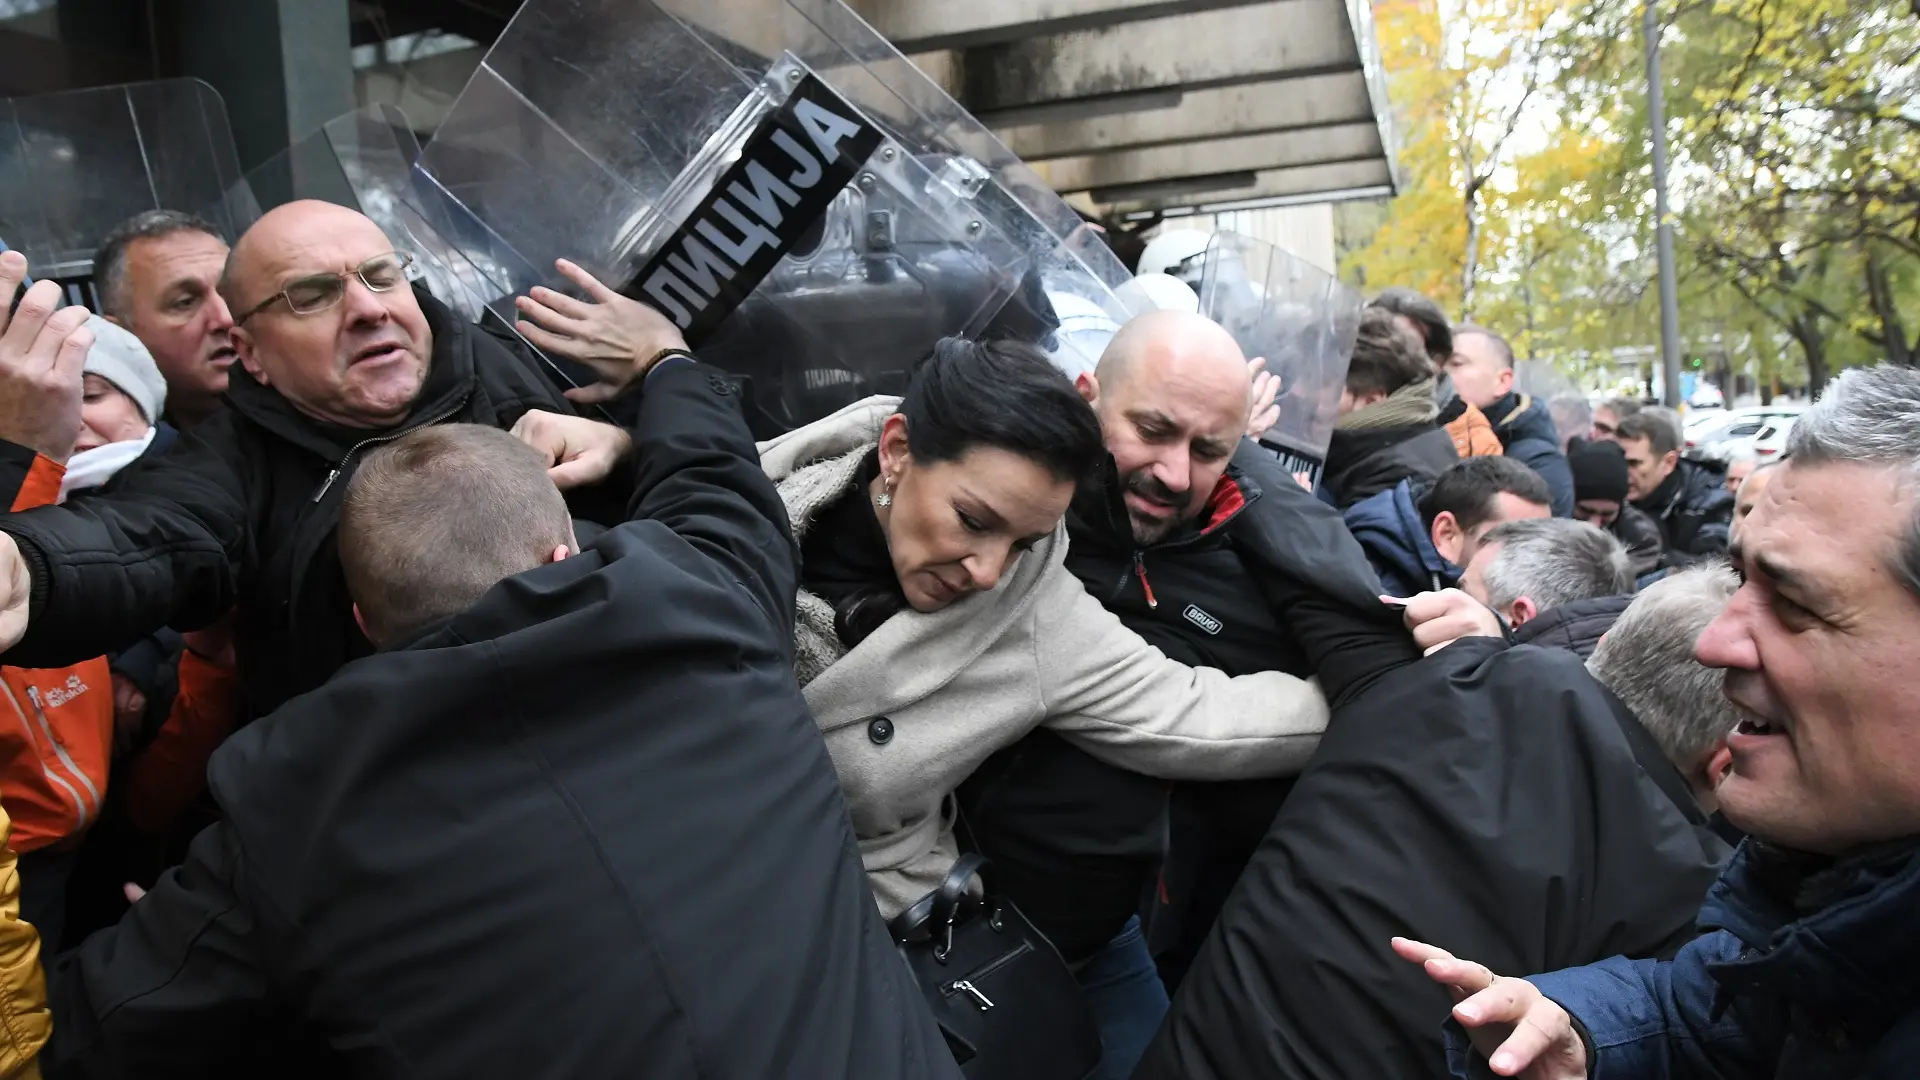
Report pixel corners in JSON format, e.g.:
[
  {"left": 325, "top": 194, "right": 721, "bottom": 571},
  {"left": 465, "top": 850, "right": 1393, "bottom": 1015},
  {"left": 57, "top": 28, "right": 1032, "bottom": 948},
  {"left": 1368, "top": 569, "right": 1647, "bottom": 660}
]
[
  {"left": 623, "top": 72, "right": 884, "bottom": 342},
  {"left": 40, "top": 673, "right": 89, "bottom": 708},
  {"left": 1182, "top": 604, "right": 1223, "bottom": 636}
]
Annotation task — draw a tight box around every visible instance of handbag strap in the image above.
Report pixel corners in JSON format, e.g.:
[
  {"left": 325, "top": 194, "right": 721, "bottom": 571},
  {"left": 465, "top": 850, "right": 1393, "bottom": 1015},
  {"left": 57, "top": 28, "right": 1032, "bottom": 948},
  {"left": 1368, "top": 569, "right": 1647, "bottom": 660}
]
[{"left": 887, "top": 853, "right": 989, "bottom": 944}]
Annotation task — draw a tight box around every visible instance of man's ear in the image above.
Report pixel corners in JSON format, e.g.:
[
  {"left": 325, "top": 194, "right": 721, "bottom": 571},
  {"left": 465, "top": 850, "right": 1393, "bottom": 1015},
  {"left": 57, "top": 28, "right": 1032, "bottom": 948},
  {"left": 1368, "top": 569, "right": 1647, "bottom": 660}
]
[
  {"left": 352, "top": 603, "right": 370, "bottom": 642},
  {"left": 103, "top": 313, "right": 124, "bottom": 329},
  {"left": 233, "top": 327, "right": 268, "bottom": 385},
  {"left": 1509, "top": 596, "right": 1538, "bottom": 627},
  {"left": 1662, "top": 450, "right": 1680, "bottom": 473},
  {"left": 1705, "top": 742, "right": 1734, "bottom": 787},
  {"left": 548, "top": 543, "right": 572, "bottom": 564},
  {"left": 1075, "top": 371, "right": 1100, "bottom": 407},
  {"left": 1497, "top": 367, "right": 1515, "bottom": 397},
  {"left": 1431, "top": 511, "right": 1463, "bottom": 565}
]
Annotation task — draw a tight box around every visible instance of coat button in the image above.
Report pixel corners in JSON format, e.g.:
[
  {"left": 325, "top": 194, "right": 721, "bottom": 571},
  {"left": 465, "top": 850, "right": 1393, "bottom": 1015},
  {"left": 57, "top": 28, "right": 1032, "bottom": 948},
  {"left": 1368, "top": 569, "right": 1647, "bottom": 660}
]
[
  {"left": 868, "top": 718, "right": 894, "bottom": 745},
  {"left": 707, "top": 375, "right": 735, "bottom": 395}
]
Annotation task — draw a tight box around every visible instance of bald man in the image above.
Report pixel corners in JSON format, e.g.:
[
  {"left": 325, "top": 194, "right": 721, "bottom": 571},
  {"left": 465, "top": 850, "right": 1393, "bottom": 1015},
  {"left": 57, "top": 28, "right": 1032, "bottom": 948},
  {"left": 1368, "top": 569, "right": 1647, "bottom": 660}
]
[
  {"left": 0, "top": 200, "right": 637, "bottom": 721},
  {"left": 956, "top": 309, "right": 1387, "bottom": 1080}
]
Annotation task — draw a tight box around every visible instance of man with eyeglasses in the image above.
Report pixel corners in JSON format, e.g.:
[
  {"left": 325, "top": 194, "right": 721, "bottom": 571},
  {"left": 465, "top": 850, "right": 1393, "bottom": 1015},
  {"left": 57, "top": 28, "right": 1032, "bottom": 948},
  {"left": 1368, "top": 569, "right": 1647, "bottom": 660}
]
[{"left": 0, "top": 200, "right": 642, "bottom": 724}]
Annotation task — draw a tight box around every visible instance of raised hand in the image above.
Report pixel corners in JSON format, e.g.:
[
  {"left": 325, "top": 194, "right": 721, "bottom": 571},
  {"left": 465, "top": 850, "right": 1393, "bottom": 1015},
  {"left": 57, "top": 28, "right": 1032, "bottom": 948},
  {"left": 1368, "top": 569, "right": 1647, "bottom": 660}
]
[
  {"left": 1246, "top": 356, "right": 1280, "bottom": 440},
  {"left": 0, "top": 251, "right": 94, "bottom": 462},
  {"left": 514, "top": 259, "right": 690, "bottom": 404},
  {"left": 1392, "top": 937, "right": 1589, "bottom": 1078}
]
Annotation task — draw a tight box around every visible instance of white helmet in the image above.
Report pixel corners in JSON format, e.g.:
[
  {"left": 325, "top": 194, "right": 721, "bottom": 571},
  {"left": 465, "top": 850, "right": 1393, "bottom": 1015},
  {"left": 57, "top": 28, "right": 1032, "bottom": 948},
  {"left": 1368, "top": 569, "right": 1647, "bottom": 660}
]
[
  {"left": 1115, "top": 272, "right": 1199, "bottom": 314},
  {"left": 1135, "top": 229, "right": 1213, "bottom": 279}
]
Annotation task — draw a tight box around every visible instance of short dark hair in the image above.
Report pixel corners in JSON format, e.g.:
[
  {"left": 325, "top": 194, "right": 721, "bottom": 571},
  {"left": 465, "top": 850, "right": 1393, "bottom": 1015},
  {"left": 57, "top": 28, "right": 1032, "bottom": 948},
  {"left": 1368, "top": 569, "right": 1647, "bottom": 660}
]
[
  {"left": 1419, "top": 455, "right": 1552, "bottom": 534},
  {"left": 1367, "top": 287, "right": 1451, "bottom": 365},
  {"left": 901, "top": 337, "right": 1105, "bottom": 486},
  {"left": 339, "top": 424, "right": 575, "bottom": 643},
  {"left": 1615, "top": 411, "right": 1680, "bottom": 458},
  {"left": 1452, "top": 324, "right": 1515, "bottom": 370},
  {"left": 1347, "top": 307, "right": 1433, "bottom": 399},
  {"left": 91, "top": 209, "right": 225, "bottom": 319}
]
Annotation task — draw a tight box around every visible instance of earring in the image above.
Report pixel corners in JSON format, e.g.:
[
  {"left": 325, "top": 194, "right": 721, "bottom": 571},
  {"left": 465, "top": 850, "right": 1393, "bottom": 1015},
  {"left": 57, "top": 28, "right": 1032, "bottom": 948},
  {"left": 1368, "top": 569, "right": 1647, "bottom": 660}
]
[{"left": 875, "top": 475, "right": 895, "bottom": 508}]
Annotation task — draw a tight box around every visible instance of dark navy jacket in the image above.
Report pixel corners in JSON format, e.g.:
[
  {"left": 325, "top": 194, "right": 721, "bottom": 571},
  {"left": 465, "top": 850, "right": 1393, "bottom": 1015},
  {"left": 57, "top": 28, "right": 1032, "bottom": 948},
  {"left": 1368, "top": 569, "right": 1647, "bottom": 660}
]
[
  {"left": 1484, "top": 392, "right": 1574, "bottom": 517},
  {"left": 1456, "top": 840, "right": 1920, "bottom": 1079},
  {"left": 1343, "top": 479, "right": 1459, "bottom": 598}
]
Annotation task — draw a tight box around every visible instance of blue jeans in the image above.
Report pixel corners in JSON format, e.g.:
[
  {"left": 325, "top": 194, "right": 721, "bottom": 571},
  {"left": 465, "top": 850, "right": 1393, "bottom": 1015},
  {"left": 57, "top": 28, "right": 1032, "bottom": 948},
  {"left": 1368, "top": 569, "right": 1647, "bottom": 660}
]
[{"left": 1076, "top": 916, "right": 1170, "bottom": 1080}]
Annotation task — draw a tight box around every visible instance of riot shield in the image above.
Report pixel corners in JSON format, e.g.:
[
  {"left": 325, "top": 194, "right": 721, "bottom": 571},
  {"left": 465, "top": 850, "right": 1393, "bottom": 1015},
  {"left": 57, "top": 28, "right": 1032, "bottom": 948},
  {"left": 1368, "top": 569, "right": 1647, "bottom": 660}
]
[
  {"left": 1198, "top": 232, "right": 1361, "bottom": 478},
  {"left": 0, "top": 79, "right": 246, "bottom": 307},
  {"left": 206, "top": 106, "right": 527, "bottom": 330},
  {"left": 413, "top": 0, "right": 1145, "bottom": 431}
]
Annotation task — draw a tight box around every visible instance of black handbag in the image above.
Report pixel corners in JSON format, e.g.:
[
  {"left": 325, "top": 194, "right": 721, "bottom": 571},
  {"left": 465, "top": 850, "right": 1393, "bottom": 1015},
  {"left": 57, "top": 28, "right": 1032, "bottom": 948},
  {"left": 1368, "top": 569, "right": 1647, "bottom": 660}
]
[{"left": 888, "top": 854, "right": 1101, "bottom": 1080}]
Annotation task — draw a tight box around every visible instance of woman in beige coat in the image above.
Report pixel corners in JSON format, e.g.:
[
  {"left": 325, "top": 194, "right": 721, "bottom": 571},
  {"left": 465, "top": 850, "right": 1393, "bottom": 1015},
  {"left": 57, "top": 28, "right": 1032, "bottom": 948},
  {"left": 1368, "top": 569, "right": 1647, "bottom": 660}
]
[{"left": 761, "top": 337, "right": 1331, "bottom": 919}]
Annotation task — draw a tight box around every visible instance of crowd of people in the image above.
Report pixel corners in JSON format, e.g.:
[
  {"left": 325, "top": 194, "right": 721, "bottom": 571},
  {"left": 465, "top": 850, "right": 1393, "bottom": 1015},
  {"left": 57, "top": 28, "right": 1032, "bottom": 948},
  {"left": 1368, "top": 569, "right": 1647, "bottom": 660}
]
[{"left": 0, "top": 187, "right": 1907, "bottom": 1080}]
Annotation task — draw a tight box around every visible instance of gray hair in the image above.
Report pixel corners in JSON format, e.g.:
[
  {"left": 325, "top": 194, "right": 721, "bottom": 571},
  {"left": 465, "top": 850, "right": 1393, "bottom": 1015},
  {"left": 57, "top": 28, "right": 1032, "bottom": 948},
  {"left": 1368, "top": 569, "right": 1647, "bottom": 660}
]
[
  {"left": 1784, "top": 364, "right": 1920, "bottom": 596},
  {"left": 1480, "top": 517, "right": 1633, "bottom": 614},
  {"left": 1598, "top": 396, "right": 1642, "bottom": 420},
  {"left": 90, "top": 209, "right": 225, "bottom": 319},
  {"left": 1588, "top": 565, "right": 1740, "bottom": 772}
]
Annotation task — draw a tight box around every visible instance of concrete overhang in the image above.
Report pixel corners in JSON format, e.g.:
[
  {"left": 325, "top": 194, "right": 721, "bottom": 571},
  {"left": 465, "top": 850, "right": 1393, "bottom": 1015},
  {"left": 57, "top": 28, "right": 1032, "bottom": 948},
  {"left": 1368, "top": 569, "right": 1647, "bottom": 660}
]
[{"left": 885, "top": 0, "right": 1400, "bottom": 212}]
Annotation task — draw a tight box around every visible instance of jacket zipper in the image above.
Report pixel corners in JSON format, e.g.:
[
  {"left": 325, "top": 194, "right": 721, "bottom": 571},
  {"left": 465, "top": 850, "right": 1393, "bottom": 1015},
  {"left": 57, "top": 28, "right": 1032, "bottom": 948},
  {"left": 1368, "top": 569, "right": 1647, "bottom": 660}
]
[
  {"left": 27, "top": 687, "right": 100, "bottom": 827},
  {"left": 0, "top": 682, "right": 91, "bottom": 831},
  {"left": 1133, "top": 553, "right": 1158, "bottom": 609},
  {"left": 311, "top": 396, "right": 470, "bottom": 504},
  {"left": 940, "top": 940, "right": 1034, "bottom": 1009}
]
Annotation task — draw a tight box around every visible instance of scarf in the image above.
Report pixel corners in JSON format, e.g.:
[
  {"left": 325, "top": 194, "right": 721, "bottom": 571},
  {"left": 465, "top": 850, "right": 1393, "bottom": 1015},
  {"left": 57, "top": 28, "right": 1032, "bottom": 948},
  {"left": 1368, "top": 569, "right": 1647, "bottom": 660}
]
[
  {"left": 1336, "top": 378, "right": 1441, "bottom": 432},
  {"left": 798, "top": 448, "right": 910, "bottom": 653},
  {"left": 58, "top": 428, "right": 155, "bottom": 502}
]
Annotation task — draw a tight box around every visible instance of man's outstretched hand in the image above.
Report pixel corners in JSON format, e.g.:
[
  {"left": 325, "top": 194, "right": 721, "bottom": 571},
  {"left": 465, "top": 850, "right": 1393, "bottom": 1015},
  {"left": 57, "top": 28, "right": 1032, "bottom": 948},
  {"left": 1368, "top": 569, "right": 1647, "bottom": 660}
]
[
  {"left": 514, "top": 259, "right": 689, "bottom": 404},
  {"left": 1392, "top": 937, "right": 1589, "bottom": 1079}
]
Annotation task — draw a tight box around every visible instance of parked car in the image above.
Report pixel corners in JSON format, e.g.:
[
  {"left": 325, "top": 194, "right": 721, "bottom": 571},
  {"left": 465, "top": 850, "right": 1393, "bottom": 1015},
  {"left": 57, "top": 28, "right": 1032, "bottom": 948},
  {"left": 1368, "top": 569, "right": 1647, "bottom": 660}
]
[{"left": 1685, "top": 405, "right": 1805, "bottom": 461}]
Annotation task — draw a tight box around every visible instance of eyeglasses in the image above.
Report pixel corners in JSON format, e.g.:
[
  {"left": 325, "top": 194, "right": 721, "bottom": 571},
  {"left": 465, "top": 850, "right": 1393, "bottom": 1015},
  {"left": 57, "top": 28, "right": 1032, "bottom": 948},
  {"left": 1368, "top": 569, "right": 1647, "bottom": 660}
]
[{"left": 235, "top": 251, "right": 414, "bottom": 325}]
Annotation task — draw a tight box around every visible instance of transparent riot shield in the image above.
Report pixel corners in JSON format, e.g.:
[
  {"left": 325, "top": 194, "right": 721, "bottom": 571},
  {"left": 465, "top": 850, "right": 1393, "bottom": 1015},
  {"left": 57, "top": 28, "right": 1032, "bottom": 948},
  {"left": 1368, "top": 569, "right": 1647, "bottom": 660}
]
[
  {"left": 1514, "top": 360, "right": 1590, "bottom": 452},
  {"left": 206, "top": 106, "right": 527, "bottom": 330},
  {"left": 1198, "top": 233, "right": 1361, "bottom": 478},
  {"left": 0, "top": 80, "right": 247, "bottom": 307},
  {"left": 413, "top": 0, "right": 1145, "bottom": 432}
]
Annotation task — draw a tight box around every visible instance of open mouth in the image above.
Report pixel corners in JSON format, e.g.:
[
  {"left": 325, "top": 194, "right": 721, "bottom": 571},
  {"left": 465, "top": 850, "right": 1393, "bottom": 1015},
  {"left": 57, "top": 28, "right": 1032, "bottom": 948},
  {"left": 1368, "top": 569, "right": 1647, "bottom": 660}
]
[
  {"left": 207, "top": 346, "right": 238, "bottom": 369},
  {"left": 1734, "top": 716, "right": 1780, "bottom": 737},
  {"left": 352, "top": 343, "right": 407, "bottom": 366}
]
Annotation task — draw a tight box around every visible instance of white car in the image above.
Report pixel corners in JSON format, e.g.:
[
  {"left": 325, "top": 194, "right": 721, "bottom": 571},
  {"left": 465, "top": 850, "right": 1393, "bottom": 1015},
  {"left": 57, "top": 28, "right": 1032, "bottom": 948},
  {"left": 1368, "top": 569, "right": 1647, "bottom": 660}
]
[{"left": 1685, "top": 406, "right": 1804, "bottom": 461}]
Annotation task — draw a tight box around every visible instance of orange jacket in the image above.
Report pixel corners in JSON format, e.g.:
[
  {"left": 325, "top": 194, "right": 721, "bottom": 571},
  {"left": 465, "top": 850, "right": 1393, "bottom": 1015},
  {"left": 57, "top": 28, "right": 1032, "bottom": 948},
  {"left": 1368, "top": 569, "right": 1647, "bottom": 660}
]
[
  {"left": 1, "top": 454, "right": 111, "bottom": 854},
  {"left": 1446, "top": 401, "right": 1505, "bottom": 459},
  {"left": 122, "top": 648, "right": 238, "bottom": 837}
]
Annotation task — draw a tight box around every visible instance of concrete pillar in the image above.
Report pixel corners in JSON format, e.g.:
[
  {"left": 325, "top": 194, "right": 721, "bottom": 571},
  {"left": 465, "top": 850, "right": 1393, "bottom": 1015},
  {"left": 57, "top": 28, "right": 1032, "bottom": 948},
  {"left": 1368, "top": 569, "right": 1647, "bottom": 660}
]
[{"left": 172, "top": 0, "right": 354, "bottom": 173}]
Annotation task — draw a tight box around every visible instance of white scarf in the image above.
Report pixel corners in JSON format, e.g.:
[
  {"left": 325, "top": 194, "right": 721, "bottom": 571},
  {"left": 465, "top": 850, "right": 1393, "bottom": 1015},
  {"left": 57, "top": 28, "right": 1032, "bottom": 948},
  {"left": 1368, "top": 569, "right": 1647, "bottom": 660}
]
[{"left": 58, "top": 428, "right": 155, "bottom": 503}]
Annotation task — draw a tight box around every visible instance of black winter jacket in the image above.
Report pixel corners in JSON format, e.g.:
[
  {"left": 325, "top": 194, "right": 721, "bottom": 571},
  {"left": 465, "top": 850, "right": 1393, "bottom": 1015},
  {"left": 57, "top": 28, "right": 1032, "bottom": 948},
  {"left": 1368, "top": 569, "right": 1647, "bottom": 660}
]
[
  {"left": 42, "top": 361, "right": 957, "bottom": 1080},
  {"left": 0, "top": 290, "right": 629, "bottom": 722},
  {"left": 956, "top": 442, "right": 1383, "bottom": 963},
  {"left": 1320, "top": 423, "right": 1459, "bottom": 510},
  {"left": 1511, "top": 594, "right": 1633, "bottom": 657},
  {"left": 1135, "top": 620, "right": 1730, "bottom": 1080},
  {"left": 1484, "top": 391, "right": 1575, "bottom": 516},
  {"left": 1611, "top": 501, "right": 1667, "bottom": 578},
  {"left": 1636, "top": 457, "right": 1734, "bottom": 565}
]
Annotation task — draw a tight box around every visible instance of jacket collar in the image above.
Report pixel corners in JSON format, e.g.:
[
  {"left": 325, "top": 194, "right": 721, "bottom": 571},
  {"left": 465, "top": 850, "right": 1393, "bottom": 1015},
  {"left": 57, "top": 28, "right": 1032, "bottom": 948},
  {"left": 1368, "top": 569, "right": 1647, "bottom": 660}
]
[
  {"left": 1071, "top": 447, "right": 1263, "bottom": 556},
  {"left": 761, "top": 401, "right": 1068, "bottom": 734},
  {"left": 1478, "top": 391, "right": 1527, "bottom": 430},
  {"left": 1511, "top": 594, "right": 1632, "bottom": 653},
  {"left": 222, "top": 287, "right": 480, "bottom": 464},
  {"left": 1703, "top": 838, "right": 1920, "bottom": 1024},
  {"left": 1637, "top": 459, "right": 1689, "bottom": 517}
]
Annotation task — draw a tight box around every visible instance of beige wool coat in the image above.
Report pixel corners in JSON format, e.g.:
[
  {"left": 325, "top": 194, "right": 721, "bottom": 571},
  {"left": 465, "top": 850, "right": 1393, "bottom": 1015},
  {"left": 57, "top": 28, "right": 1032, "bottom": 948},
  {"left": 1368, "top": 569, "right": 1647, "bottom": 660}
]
[{"left": 759, "top": 396, "right": 1331, "bottom": 918}]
